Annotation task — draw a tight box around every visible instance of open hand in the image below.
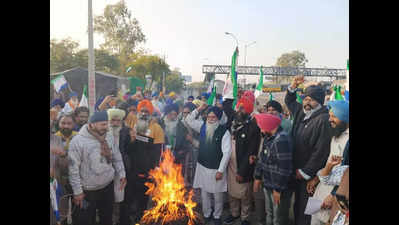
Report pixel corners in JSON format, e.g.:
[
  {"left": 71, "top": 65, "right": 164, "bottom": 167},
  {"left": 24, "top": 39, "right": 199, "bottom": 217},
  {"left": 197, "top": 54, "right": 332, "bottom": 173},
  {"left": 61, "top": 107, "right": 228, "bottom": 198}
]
[{"left": 306, "top": 176, "right": 319, "bottom": 195}]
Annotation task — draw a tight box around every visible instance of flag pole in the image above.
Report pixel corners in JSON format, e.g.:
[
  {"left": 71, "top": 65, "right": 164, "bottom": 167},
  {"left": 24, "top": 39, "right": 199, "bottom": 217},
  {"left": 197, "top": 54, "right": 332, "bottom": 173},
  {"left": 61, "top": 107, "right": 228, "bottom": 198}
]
[{"left": 88, "top": 0, "right": 96, "bottom": 115}]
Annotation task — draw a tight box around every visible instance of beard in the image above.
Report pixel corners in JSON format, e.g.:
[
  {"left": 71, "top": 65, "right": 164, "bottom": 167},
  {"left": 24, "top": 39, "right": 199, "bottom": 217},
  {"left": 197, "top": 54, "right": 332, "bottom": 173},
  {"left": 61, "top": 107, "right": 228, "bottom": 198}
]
[
  {"left": 331, "top": 121, "right": 348, "bottom": 137},
  {"left": 136, "top": 116, "right": 151, "bottom": 135},
  {"left": 303, "top": 103, "right": 321, "bottom": 117},
  {"left": 164, "top": 117, "right": 178, "bottom": 138},
  {"left": 109, "top": 123, "right": 122, "bottom": 138},
  {"left": 206, "top": 121, "right": 220, "bottom": 143},
  {"left": 60, "top": 128, "right": 72, "bottom": 137}
]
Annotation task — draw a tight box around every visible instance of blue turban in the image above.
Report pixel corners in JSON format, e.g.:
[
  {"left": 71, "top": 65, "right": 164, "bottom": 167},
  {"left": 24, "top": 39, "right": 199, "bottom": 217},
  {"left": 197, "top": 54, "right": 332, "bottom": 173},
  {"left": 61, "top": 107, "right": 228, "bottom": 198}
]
[
  {"left": 69, "top": 92, "right": 78, "bottom": 98},
  {"left": 164, "top": 103, "right": 179, "bottom": 115},
  {"left": 207, "top": 106, "right": 223, "bottom": 120},
  {"left": 201, "top": 92, "right": 210, "bottom": 99},
  {"left": 183, "top": 102, "right": 197, "bottom": 112},
  {"left": 327, "top": 100, "right": 349, "bottom": 123},
  {"left": 51, "top": 99, "right": 65, "bottom": 108},
  {"left": 188, "top": 96, "right": 194, "bottom": 100},
  {"left": 152, "top": 92, "right": 159, "bottom": 97},
  {"left": 126, "top": 99, "right": 138, "bottom": 107},
  {"left": 89, "top": 111, "right": 108, "bottom": 123}
]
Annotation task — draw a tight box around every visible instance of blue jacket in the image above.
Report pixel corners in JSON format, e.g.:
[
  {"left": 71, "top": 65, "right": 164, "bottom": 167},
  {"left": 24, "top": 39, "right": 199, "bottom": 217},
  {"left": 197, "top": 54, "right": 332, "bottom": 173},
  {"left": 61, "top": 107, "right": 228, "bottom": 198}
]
[{"left": 254, "top": 127, "right": 293, "bottom": 192}]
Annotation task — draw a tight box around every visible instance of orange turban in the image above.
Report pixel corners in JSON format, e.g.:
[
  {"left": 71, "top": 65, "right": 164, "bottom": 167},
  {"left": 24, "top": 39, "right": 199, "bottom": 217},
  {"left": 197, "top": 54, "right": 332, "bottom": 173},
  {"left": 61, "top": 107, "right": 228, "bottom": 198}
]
[
  {"left": 137, "top": 99, "right": 154, "bottom": 114},
  {"left": 236, "top": 97, "right": 254, "bottom": 114}
]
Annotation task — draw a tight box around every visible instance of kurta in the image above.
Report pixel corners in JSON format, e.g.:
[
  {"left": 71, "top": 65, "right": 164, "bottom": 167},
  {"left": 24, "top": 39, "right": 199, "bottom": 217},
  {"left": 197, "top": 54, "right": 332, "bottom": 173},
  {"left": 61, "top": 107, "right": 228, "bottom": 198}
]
[
  {"left": 227, "top": 139, "right": 251, "bottom": 199},
  {"left": 186, "top": 109, "right": 232, "bottom": 194}
]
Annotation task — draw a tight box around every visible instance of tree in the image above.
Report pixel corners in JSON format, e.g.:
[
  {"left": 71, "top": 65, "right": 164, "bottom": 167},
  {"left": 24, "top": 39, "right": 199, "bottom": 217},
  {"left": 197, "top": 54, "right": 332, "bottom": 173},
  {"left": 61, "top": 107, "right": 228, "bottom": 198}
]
[
  {"left": 50, "top": 38, "right": 80, "bottom": 73},
  {"left": 165, "top": 69, "right": 185, "bottom": 93},
  {"left": 275, "top": 50, "right": 308, "bottom": 84},
  {"left": 276, "top": 50, "right": 308, "bottom": 67},
  {"left": 74, "top": 49, "right": 120, "bottom": 74},
  {"left": 126, "top": 54, "right": 170, "bottom": 82},
  {"left": 94, "top": 0, "right": 146, "bottom": 56}
]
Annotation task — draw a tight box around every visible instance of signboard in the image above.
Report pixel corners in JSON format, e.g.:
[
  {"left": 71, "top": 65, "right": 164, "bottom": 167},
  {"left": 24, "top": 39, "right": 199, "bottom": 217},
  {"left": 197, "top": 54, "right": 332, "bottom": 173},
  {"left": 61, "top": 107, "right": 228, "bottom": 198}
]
[{"left": 182, "top": 75, "right": 192, "bottom": 83}]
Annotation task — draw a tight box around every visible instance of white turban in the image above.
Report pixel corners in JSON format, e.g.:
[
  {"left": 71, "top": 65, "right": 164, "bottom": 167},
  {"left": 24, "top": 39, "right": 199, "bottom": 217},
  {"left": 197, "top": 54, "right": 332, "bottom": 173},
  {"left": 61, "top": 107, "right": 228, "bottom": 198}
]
[{"left": 107, "top": 108, "right": 126, "bottom": 120}]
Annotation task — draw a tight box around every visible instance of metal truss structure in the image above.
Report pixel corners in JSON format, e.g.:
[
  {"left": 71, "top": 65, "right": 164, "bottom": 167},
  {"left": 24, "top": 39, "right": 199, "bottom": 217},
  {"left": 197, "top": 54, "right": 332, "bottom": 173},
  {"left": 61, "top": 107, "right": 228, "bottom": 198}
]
[{"left": 202, "top": 65, "right": 346, "bottom": 78}]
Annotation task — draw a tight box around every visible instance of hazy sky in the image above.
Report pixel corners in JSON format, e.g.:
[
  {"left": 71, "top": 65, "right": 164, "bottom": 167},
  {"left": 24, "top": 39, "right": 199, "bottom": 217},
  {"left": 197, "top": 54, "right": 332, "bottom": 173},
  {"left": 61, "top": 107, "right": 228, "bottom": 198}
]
[{"left": 50, "top": 0, "right": 348, "bottom": 83}]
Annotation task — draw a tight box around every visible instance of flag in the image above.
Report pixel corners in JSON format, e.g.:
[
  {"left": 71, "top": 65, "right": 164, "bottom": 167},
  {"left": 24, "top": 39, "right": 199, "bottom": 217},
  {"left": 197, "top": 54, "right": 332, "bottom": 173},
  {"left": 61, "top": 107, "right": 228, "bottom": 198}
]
[
  {"left": 79, "top": 85, "right": 88, "bottom": 107},
  {"left": 254, "top": 66, "right": 264, "bottom": 98},
  {"left": 50, "top": 178, "right": 63, "bottom": 223},
  {"left": 126, "top": 66, "right": 132, "bottom": 73},
  {"left": 334, "top": 85, "right": 344, "bottom": 100},
  {"left": 222, "top": 73, "right": 234, "bottom": 99},
  {"left": 230, "top": 47, "right": 239, "bottom": 107},
  {"left": 346, "top": 59, "right": 349, "bottom": 91},
  {"left": 51, "top": 74, "right": 68, "bottom": 93},
  {"left": 207, "top": 85, "right": 217, "bottom": 106},
  {"left": 296, "top": 92, "right": 303, "bottom": 104},
  {"left": 128, "top": 77, "right": 145, "bottom": 95},
  {"left": 269, "top": 92, "right": 273, "bottom": 101}
]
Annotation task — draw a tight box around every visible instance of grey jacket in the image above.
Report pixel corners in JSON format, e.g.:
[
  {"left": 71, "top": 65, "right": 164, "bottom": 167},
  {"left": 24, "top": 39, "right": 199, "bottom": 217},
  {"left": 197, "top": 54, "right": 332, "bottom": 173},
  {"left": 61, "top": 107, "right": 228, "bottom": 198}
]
[{"left": 68, "top": 124, "right": 126, "bottom": 195}]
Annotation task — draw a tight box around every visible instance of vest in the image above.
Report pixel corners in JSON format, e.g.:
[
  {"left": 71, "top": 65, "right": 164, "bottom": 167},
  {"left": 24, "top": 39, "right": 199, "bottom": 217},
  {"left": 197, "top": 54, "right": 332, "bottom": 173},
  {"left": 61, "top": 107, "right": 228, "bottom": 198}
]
[{"left": 197, "top": 124, "right": 227, "bottom": 170}]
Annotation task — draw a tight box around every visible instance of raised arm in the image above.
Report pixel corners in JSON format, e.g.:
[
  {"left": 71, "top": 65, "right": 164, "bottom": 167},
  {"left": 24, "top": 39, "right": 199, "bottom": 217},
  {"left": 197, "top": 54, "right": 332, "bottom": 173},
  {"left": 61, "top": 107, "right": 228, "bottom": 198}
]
[{"left": 185, "top": 108, "right": 205, "bottom": 133}]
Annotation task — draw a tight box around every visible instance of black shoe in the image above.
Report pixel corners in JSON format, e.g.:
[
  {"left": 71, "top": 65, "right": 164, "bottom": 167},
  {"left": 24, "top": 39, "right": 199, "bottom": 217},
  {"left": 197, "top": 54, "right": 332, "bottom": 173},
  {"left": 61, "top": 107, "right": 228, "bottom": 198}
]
[
  {"left": 203, "top": 216, "right": 212, "bottom": 224},
  {"left": 241, "top": 220, "right": 250, "bottom": 225},
  {"left": 214, "top": 218, "right": 222, "bottom": 225},
  {"left": 224, "top": 215, "right": 240, "bottom": 224}
]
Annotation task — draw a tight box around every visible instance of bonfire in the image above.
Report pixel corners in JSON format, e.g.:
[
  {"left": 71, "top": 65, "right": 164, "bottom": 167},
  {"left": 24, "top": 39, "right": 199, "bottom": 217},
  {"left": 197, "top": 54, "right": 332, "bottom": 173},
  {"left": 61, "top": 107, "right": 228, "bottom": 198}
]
[{"left": 139, "top": 148, "right": 200, "bottom": 225}]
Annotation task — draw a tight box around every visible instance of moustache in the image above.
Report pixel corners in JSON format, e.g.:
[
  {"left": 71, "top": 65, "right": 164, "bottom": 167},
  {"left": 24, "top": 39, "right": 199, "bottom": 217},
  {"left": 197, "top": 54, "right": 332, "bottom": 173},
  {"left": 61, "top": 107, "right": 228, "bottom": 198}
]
[
  {"left": 60, "top": 128, "right": 72, "bottom": 136},
  {"left": 303, "top": 104, "right": 313, "bottom": 109}
]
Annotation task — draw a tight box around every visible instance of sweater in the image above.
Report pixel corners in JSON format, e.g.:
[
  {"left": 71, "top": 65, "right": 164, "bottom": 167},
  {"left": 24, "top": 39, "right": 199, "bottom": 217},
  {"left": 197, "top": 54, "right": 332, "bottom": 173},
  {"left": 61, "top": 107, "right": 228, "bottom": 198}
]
[
  {"left": 68, "top": 124, "right": 126, "bottom": 195},
  {"left": 254, "top": 127, "right": 293, "bottom": 192}
]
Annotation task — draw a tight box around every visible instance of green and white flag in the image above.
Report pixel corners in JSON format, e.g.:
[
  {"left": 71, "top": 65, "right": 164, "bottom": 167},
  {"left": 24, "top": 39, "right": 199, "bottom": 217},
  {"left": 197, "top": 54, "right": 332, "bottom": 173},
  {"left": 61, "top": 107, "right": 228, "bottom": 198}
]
[
  {"left": 231, "top": 47, "right": 239, "bottom": 108},
  {"left": 79, "top": 85, "right": 88, "bottom": 107},
  {"left": 51, "top": 74, "right": 68, "bottom": 93},
  {"left": 254, "top": 66, "right": 264, "bottom": 98},
  {"left": 269, "top": 92, "right": 273, "bottom": 101},
  {"left": 296, "top": 92, "right": 303, "bottom": 104},
  {"left": 346, "top": 59, "right": 349, "bottom": 91},
  {"left": 207, "top": 86, "right": 217, "bottom": 106}
]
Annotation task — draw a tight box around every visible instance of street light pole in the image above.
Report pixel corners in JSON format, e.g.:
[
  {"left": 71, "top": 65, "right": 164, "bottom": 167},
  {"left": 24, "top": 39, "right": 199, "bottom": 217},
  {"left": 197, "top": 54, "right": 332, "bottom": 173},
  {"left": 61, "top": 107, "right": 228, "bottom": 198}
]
[
  {"left": 225, "top": 32, "right": 239, "bottom": 48},
  {"left": 88, "top": 0, "right": 96, "bottom": 115},
  {"left": 244, "top": 41, "right": 256, "bottom": 66}
]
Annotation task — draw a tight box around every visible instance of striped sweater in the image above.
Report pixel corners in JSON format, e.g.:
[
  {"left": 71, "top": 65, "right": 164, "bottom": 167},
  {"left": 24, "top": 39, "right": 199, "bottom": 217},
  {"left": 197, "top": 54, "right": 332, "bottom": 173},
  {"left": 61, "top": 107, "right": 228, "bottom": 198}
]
[{"left": 254, "top": 127, "right": 293, "bottom": 192}]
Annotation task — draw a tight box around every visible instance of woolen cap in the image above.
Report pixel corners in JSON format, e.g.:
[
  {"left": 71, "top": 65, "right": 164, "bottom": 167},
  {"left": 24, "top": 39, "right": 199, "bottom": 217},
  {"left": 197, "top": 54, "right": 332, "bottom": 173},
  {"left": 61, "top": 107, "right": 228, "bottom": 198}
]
[
  {"left": 89, "top": 111, "right": 108, "bottom": 123},
  {"left": 304, "top": 85, "right": 325, "bottom": 105}
]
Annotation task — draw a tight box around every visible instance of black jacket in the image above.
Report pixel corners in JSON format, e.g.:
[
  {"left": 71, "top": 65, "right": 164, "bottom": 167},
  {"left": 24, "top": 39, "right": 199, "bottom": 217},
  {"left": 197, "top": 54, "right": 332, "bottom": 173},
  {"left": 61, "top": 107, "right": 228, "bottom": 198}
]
[
  {"left": 285, "top": 89, "right": 333, "bottom": 178},
  {"left": 232, "top": 117, "right": 261, "bottom": 183}
]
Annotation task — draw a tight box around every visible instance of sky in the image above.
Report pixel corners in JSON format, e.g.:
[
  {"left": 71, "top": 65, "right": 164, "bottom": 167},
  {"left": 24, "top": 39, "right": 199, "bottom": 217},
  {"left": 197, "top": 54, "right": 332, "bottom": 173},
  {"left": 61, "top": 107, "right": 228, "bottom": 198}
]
[{"left": 50, "top": 0, "right": 348, "bottom": 83}]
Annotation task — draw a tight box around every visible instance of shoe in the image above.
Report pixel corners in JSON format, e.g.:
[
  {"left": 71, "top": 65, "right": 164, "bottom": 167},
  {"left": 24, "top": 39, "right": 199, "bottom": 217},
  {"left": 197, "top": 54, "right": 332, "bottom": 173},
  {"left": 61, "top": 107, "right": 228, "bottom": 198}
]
[
  {"left": 224, "top": 215, "right": 240, "bottom": 224},
  {"left": 214, "top": 218, "right": 222, "bottom": 225},
  {"left": 241, "top": 220, "right": 250, "bottom": 225},
  {"left": 203, "top": 216, "right": 212, "bottom": 224}
]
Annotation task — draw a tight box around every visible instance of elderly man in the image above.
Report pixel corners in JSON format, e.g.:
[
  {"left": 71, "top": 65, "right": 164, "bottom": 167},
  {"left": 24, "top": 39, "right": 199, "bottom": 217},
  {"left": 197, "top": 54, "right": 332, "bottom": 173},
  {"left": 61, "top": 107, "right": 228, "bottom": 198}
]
[
  {"left": 123, "top": 99, "right": 165, "bottom": 224},
  {"left": 185, "top": 103, "right": 232, "bottom": 225},
  {"left": 307, "top": 100, "right": 349, "bottom": 225},
  {"left": 160, "top": 103, "right": 180, "bottom": 152},
  {"left": 68, "top": 111, "right": 126, "bottom": 225},
  {"left": 285, "top": 75, "right": 333, "bottom": 225},
  {"left": 62, "top": 92, "right": 79, "bottom": 114},
  {"left": 224, "top": 97, "right": 261, "bottom": 225}
]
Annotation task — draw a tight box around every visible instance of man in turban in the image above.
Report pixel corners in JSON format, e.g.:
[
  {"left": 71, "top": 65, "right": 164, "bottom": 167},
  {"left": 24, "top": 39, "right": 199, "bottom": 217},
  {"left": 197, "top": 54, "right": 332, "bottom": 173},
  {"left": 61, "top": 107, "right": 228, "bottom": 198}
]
[
  {"left": 63, "top": 92, "right": 79, "bottom": 114},
  {"left": 223, "top": 97, "right": 261, "bottom": 225},
  {"left": 121, "top": 99, "right": 165, "bottom": 224},
  {"left": 284, "top": 75, "right": 333, "bottom": 225},
  {"left": 307, "top": 100, "right": 349, "bottom": 225},
  {"left": 68, "top": 111, "right": 126, "bottom": 225},
  {"left": 253, "top": 113, "right": 293, "bottom": 225},
  {"left": 185, "top": 103, "right": 232, "bottom": 225}
]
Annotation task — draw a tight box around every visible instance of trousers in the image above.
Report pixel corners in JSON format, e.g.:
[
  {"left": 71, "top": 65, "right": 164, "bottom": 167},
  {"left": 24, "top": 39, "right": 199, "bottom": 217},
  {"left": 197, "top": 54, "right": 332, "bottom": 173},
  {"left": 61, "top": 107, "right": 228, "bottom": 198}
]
[
  {"left": 72, "top": 181, "right": 114, "bottom": 225},
  {"left": 264, "top": 188, "right": 293, "bottom": 225},
  {"left": 201, "top": 189, "right": 224, "bottom": 219},
  {"left": 294, "top": 180, "right": 312, "bottom": 225}
]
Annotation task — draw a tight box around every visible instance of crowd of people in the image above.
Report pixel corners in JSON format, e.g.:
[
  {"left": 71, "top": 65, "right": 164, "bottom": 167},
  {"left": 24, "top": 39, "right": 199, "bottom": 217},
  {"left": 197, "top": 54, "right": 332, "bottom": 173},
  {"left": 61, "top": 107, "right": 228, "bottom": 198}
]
[{"left": 50, "top": 75, "right": 349, "bottom": 225}]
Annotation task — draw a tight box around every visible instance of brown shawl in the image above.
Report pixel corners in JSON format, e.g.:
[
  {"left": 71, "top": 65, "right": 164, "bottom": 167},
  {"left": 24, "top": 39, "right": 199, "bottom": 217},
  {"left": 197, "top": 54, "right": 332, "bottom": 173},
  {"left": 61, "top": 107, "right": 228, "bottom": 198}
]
[{"left": 87, "top": 125, "right": 112, "bottom": 164}]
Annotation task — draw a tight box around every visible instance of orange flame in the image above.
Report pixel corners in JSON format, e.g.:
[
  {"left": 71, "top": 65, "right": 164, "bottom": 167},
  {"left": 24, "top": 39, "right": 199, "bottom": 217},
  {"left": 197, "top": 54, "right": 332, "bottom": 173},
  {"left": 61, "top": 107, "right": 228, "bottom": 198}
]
[{"left": 140, "top": 148, "right": 198, "bottom": 225}]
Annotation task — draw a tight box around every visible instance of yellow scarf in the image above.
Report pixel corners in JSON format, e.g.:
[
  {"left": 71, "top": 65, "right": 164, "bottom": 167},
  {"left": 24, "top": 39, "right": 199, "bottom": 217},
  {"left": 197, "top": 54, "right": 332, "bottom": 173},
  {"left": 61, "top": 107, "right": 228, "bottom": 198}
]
[{"left": 55, "top": 130, "right": 78, "bottom": 152}]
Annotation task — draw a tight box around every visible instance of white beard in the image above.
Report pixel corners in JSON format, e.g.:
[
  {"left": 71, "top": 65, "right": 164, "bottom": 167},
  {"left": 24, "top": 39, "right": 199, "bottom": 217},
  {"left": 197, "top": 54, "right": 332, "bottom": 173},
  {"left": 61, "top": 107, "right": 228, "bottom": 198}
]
[
  {"left": 109, "top": 123, "right": 121, "bottom": 146},
  {"left": 136, "top": 118, "right": 150, "bottom": 135},
  {"left": 303, "top": 104, "right": 322, "bottom": 120},
  {"left": 206, "top": 121, "right": 220, "bottom": 143},
  {"left": 164, "top": 117, "right": 178, "bottom": 138}
]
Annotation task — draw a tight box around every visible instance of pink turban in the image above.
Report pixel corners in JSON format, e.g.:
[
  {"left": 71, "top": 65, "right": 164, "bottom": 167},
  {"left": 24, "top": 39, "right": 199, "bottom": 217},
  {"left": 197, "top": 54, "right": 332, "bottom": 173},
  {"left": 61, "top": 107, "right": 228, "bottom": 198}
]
[
  {"left": 254, "top": 113, "right": 282, "bottom": 133},
  {"left": 235, "top": 97, "right": 254, "bottom": 114}
]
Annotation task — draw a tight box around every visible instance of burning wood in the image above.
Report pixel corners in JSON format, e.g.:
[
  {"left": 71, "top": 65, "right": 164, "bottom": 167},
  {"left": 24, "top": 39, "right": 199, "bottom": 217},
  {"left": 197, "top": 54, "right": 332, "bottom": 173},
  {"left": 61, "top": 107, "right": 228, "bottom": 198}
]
[{"left": 139, "top": 149, "right": 200, "bottom": 225}]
